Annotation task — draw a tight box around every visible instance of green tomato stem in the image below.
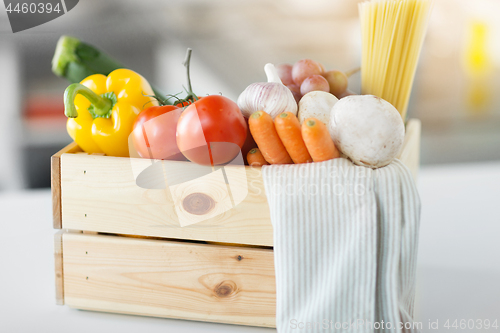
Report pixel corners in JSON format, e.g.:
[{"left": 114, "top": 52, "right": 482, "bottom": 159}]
[{"left": 182, "top": 48, "right": 198, "bottom": 102}]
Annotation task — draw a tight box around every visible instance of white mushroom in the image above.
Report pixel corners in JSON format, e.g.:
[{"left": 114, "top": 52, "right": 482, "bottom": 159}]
[
  {"left": 329, "top": 95, "right": 405, "bottom": 168},
  {"left": 297, "top": 91, "right": 338, "bottom": 125}
]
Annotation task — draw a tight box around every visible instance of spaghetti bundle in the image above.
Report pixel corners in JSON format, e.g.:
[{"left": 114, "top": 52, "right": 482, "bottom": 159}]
[{"left": 359, "top": 0, "right": 433, "bottom": 120}]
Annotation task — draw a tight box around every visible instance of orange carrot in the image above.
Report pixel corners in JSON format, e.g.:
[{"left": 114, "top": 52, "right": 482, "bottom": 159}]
[
  {"left": 302, "top": 118, "right": 340, "bottom": 162},
  {"left": 249, "top": 111, "right": 293, "bottom": 164},
  {"left": 247, "top": 148, "right": 269, "bottom": 166},
  {"left": 274, "top": 112, "right": 312, "bottom": 164}
]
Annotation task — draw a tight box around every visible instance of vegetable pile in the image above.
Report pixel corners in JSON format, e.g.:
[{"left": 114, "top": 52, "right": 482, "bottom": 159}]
[{"left": 53, "top": 36, "right": 405, "bottom": 169}]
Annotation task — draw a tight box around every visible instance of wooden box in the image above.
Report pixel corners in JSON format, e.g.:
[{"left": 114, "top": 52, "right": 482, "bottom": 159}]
[{"left": 52, "top": 119, "right": 421, "bottom": 328}]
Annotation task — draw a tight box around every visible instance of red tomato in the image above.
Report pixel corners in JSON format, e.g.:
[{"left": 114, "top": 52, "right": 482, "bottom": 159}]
[
  {"left": 176, "top": 95, "right": 247, "bottom": 166},
  {"left": 131, "top": 105, "right": 185, "bottom": 160}
]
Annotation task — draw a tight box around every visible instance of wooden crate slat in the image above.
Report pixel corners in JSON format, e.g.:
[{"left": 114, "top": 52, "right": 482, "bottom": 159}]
[
  {"left": 62, "top": 233, "right": 276, "bottom": 327},
  {"left": 51, "top": 142, "right": 81, "bottom": 229},
  {"left": 54, "top": 231, "right": 65, "bottom": 305},
  {"left": 60, "top": 155, "right": 273, "bottom": 246}
]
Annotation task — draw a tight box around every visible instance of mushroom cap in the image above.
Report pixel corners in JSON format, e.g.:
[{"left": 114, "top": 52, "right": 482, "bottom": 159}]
[
  {"left": 297, "top": 91, "right": 338, "bottom": 125},
  {"left": 329, "top": 95, "right": 405, "bottom": 168}
]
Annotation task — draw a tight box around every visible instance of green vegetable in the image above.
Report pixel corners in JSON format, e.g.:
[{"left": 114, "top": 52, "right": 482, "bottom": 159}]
[{"left": 51, "top": 35, "right": 167, "bottom": 102}]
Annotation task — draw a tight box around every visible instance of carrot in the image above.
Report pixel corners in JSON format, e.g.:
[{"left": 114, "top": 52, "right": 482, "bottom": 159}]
[
  {"left": 274, "top": 112, "right": 312, "bottom": 164},
  {"left": 249, "top": 111, "right": 293, "bottom": 164},
  {"left": 247, "top": 148, "right": 269, "bottom": 166},
  {"left": 302, "top": 118, "right": 340, "bottom": 162}
]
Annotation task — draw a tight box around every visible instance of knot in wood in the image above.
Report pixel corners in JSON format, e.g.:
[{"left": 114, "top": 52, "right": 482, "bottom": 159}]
[
  {"left": 182, "top": 193, "right": 215, "bottom": 215},
  {"left": 214, "top": 280, "right": 238, "bottom": 299}
]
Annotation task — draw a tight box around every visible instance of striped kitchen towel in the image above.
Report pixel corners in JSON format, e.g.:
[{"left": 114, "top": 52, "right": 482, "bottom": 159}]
[{"left": 262, "top": 158, "right": 421, "bottom": 333}]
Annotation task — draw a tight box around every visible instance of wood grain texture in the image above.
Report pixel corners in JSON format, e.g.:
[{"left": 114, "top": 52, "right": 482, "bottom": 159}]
[
  {"left": 60, "top": 154, "right": 272, "bottom": 246},
  {"left": 54, "top": 231, "right": 65, "bottom": 305},
  {"left": 398, "top": 119, "right": 421, "bottom": 181},
  {"left": 62, "top": 233, "right": 276, "bottom": 327},
  {"left": 51, "top": 142, "right": 81, "bottom": 229}
]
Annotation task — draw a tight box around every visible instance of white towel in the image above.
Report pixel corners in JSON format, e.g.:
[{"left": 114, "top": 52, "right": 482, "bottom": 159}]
[{"left": 262, "top": 158, "right": 421, "bottom": 333}]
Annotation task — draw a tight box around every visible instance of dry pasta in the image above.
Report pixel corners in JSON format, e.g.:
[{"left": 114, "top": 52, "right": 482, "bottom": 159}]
[{"left": 359, "top": 0, "right": 433, "bottom": 120}]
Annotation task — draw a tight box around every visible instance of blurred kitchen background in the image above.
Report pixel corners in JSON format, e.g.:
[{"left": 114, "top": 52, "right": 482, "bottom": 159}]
[{"left": 0, "top": 0, "right": 499, "bottom": 190}]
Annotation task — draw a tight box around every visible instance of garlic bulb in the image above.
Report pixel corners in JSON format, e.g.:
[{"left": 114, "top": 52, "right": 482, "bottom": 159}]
[{"left": 237, "top": 63, "right": 298, "bottom": 119}]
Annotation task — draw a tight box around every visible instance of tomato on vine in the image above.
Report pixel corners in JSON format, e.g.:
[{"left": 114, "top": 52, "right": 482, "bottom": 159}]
[
  {"left": 175, "top": 49, "right": 247, "bottom": 166},
  {"left": 131, "top": 105, "right": 184, "bottom": 160},
  {"left": 177, "top": 95, "right": 247, "bottom": 166},
  {"left": 132, "top": 48, "right": 247, "bottom": 166}
]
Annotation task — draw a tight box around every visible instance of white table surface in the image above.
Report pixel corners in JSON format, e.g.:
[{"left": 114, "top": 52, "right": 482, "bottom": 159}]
[{"left": 1, "top": 162, "right": 499, "bottom": 333}]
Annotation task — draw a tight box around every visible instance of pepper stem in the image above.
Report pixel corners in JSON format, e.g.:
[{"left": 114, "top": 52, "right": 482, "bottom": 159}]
[{"left": 64, "top": 83, "right": 113, "bottom": 118}]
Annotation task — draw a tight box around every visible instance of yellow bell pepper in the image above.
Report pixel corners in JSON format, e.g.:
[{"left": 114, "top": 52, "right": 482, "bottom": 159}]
[{"left": 63, "top": 68, "right": 158, "bottom": 157}]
